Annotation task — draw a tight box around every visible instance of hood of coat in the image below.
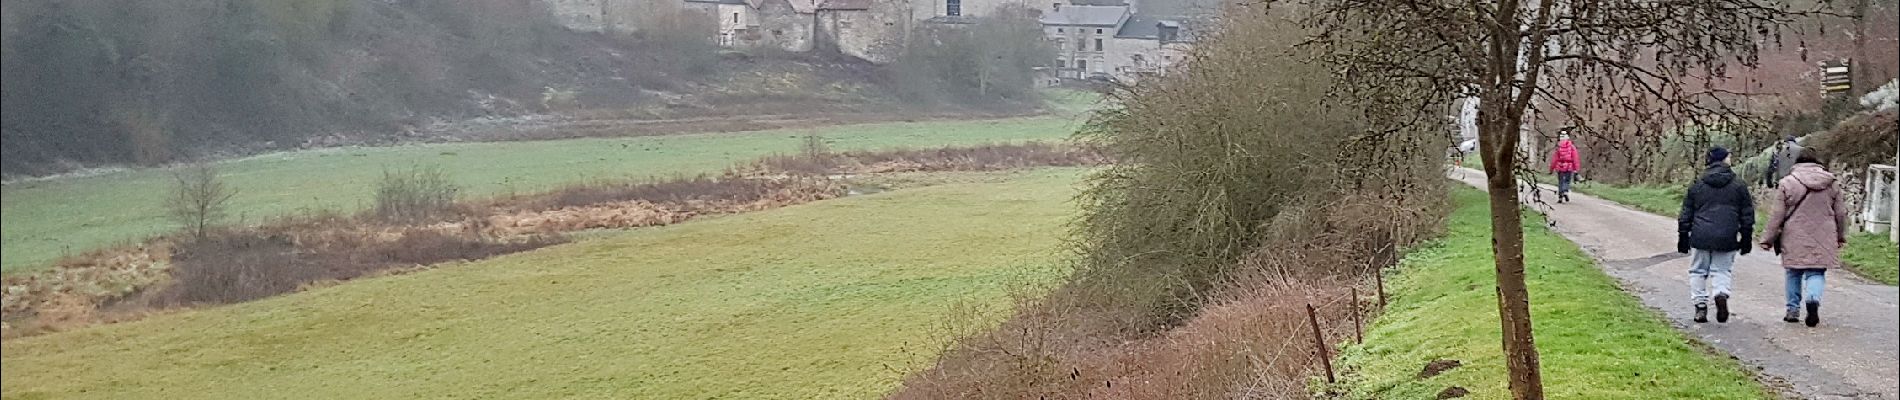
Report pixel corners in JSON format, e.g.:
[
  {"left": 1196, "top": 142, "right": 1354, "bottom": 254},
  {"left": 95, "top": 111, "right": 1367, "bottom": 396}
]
[
  {"left": 1787, "top": 163, "right": 1835, "bottom": 190},
  {"left": 1701, "top": 163, "right": 1736, "bottom": 188}
]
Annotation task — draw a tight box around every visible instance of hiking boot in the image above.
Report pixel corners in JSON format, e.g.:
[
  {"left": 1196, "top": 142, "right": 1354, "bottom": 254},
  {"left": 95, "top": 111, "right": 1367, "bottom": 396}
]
[
  {"left": 1783, "top": 309, "right": 1799, "bottom": 323},
  {"left": 1714, "top": 294, "right": 1731, "bottom": 323},
  {"left": 1804, "top": 301, "right": 1820, "bottom": 327},
  {"left": 1694, "top": 305, "right": 1709, "bottom": 323}
]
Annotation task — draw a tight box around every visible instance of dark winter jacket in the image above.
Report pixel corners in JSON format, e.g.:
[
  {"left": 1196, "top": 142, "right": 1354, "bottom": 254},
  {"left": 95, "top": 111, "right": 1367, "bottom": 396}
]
[{"left": 1678, "top": 163, "right": 1756, "bottom": 253}]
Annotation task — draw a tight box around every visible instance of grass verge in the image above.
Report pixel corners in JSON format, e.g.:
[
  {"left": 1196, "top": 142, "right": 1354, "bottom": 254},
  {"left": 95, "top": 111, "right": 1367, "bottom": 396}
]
[
  {"left": 1337, "top": 187, "right": 1772, "bottom": 399},
  {"left": 0, "top": 168, "right": 1085, "bottom": 399},
  {"left": 1, "top": 116, "right": 1081, "bottom": 273},
  {"left": 1843, "top": 233, "right": 1899, "bottom": 285}
]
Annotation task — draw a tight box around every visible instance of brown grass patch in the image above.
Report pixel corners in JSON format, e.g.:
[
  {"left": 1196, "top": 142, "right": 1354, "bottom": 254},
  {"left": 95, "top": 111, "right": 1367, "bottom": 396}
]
[{"left": 751, "top": 142, "right": 1105, "bottom": 176}]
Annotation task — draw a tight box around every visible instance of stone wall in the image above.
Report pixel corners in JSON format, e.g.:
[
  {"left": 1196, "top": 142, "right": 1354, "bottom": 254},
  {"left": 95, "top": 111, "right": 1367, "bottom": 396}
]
[
  {"left": 818, "top": 3, "right": 910, "bottom": 62},
  {"left": 911, "top": 0, "right": 1038, "bottom": 21},
  {"left": 1048, "top": 24, "right": 1113, "bottom": 78},
  {"left": 548, "top": 0, "right": 610, "bottom": 32},
  {"left": 546, "top": 0, "right": 679, "bottom": 33},
  {"left": 737, "top": 0, "right": 815, "bottom": 52}
]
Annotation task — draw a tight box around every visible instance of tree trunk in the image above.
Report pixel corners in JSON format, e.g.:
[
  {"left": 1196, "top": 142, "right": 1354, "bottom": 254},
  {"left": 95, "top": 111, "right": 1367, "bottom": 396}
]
[{"left": 1478, "top": 89, "right": 1546, "bottom": 400}]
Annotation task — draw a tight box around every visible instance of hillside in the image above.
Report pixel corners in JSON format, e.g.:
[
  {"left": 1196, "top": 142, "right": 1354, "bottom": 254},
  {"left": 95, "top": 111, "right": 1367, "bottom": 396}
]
[{"left": 0, "top": 0, "right": 1019, "bottom": 177}]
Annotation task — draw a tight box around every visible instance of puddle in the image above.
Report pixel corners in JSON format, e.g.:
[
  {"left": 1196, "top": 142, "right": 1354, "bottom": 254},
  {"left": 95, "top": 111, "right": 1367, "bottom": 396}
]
[{"left": 845, "top": 184, "right": 889, "bottom": 196}]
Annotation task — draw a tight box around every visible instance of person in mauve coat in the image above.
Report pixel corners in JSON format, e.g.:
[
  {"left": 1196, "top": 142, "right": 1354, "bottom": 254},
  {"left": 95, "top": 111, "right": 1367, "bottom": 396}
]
[{"left": 1759, "top": 151, "right": 1848, "bottom": 327}]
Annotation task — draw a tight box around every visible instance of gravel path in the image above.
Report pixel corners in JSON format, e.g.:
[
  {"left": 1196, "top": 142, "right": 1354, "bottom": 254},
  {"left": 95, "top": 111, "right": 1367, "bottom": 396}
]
[{"left": 1453, "top": 167, "right": 1899, "bottom": 400}]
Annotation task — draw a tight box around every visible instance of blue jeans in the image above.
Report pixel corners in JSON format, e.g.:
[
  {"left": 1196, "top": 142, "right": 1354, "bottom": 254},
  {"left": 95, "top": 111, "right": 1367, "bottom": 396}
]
[
  {"left": 1557, "top": 171, "right": 1575, "bottom": 197},
  {"left": 1688, "top": 250, "right": 1736, "bottom": 306},
  {"left": 1785, "top": 269, "right": 1827, "bottom": 310}
]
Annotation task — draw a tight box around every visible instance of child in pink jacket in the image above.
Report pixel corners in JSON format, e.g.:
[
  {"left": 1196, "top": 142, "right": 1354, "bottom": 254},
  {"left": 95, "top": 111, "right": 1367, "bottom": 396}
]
[{"left": 1548, "top": 134, "right": 1581, "bottom": 203}]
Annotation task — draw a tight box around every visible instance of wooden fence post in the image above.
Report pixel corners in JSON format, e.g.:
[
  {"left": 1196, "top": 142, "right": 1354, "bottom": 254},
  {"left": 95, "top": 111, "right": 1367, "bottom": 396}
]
[
  {"left": 1351, "top": 287, "right": 1364, "bottom": 344},
  {"left": 1307, "top": 303, "right": 1336, "bottom": 384},
  {"left": 1375, "top": 270, "right": 1388, "bottom": 308}
]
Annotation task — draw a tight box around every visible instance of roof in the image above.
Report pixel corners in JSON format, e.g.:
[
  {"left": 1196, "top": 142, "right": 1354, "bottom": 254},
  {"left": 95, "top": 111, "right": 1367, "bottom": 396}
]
[
  {"left": 1070, "top": 0, "right": 1129, "bottom": 5},
  {"left": 1113, "top": 15, "right": 1191, "bottom": 42},
  {"left": 1038, "top": 5, "right": 1128, "bottom": 26},
  {"left": 786, "top": 0, "right": 818, "bottom": 13},
  {"left": 684, "top": 0, "right": 748, "bottom": 4},
  {"left": 924, "top": 15, "right": 980, "bottom": 25},
  {"left": 818, "top": 0, "right": 871, "bottom": 9}
]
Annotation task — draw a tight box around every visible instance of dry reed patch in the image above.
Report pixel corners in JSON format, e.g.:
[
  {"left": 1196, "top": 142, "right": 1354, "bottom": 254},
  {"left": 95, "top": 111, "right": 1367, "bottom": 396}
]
[
  {"left": 892, "top": 277, "right": 1365, "bottom": 400},
  {"left": 890, "top": 191, "right": 1445, "bottom": 399},
  {"left": 750, "top": 142, "right": 1105, "bottom": 175}
]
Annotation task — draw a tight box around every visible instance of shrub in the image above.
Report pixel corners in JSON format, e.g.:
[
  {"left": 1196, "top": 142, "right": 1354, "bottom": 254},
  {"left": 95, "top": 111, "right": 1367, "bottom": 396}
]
[
  {"left": 373, "top": 165, "right": 462, "bottom": 222},
  {"left": 800, "top": 134, "right": 831, "bottom": 163},
  {"left": 165, "top": 163, "right": 237, "bottom": 240},
  {"left": 893, "top": 13, "right": 1450, "bottom": 399},
  {"left": 889, "top": 4, "right": 1053, "bottom": 104}
]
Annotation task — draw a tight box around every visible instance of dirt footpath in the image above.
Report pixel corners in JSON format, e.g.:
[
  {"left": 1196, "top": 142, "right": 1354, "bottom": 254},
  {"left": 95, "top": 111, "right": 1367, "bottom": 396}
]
[{"left": 1453, "top": 168, "right": 1899, "bottom": 400}]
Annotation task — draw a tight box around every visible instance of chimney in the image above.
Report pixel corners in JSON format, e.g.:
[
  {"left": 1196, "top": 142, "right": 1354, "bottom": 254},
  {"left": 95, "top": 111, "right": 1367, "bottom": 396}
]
[{"left": 1052, "top": 2, "right": 1061, "bottom": 11}]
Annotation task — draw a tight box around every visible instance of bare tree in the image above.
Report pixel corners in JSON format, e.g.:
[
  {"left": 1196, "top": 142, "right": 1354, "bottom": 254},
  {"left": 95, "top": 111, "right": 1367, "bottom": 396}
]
[
  {"left": 1276, "top": 0, "right": 1828, "bottom": 397},
  {"left": 167, "top": 163, "right": 237, "bottom": 240}
]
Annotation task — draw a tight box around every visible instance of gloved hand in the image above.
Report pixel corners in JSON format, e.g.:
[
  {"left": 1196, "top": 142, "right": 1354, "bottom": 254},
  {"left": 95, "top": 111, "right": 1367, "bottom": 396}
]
[
  {"left": 1677, "top": 233, "right": 1691, "bottom": 254},
  {"left": 1739, "top": 234, "right": 1753, "bottom": 255}
]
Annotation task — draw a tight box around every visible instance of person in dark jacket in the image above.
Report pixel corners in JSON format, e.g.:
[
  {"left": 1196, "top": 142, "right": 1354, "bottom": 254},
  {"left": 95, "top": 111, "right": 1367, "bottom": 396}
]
[
  {"left": 1678, "top": 146, "right": 1755, "bottom": 323},
  {"left": 1765, "top": 135, "right": 1803, "bottom": 187}
]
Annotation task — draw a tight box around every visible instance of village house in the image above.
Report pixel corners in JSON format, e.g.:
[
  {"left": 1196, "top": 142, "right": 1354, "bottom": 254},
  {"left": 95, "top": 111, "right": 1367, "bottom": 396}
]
[
  {"left": 1039, "top": 1, "right": 1190, "bottom": 83},
  {"left": 546, "top": 0, "right": 1189, "bottom": 69},
  {"left": 672, "top": 0, "right": 1040, "bottom": 63},
  {"left": 680, "top": 0, "right": 918, "bottom": 62}
]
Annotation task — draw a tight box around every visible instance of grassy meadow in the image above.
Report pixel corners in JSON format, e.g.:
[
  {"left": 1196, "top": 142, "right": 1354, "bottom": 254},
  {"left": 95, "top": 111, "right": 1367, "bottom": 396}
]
[
  {"left": 1339, "top": 187, "right": 1772, "bottom": 399},
  {"left": 0, "top": 168, "right": 1085, "bottom": 399},
  {"left": 1, "top": 115, "right": 1085, "bottom": 273}
]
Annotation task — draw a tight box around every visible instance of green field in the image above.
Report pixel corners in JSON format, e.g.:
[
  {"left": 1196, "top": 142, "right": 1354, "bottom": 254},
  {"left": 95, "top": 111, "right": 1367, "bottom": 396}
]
[
  {"left": 0, "top": 115, "right": 1085, "bottom": 273},
  {"left": 1339, "top": 187, "right": 1770, "bottom": 399},
  {"left": 0, "top": 168, "right": 1084, "bottom": 399}
]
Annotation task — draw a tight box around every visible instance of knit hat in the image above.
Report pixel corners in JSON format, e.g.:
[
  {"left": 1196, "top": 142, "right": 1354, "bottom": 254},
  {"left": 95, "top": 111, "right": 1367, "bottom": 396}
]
[{"left": 1707, "top": 146, "right": 1729, "bottom": 165}]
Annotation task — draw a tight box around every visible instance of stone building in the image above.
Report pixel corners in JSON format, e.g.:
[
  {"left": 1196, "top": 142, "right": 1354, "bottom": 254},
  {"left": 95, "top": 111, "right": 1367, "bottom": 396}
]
[
  {"left": 682, "top": 0, "right": 912, "bottom": 62},
  {"left": 1039, "top": 1, "right": 1190, "bottom": 82},
  {"left": 546, "top": 0, "right": 675, "bottom": 33},
  {"left": 546, "top": 0, "right": 1187, "bottom": 66}
]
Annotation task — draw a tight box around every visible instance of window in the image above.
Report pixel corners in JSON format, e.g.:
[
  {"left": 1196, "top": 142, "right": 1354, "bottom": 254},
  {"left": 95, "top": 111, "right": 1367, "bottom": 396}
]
[
  {"left": 1077, "top": 40, "right": 1086, "bottom": 51},
  {"left": 732, "top": 13, "right": 740, "bottom": 24},
  {"left": 1056, "top": 59, "right": 1067, "bottom": 68},
  {"left": 1094, "top": 38, "right": 1102, "bottom": 50},
  {"left": 946, "top": 0, "right": 961, "bottom": 16},
  {"left": 1055, "top": 38, "right": 1066, "bottom": 49},
  {"left": 1057, "top": 28, "right": 1064, "bottom": 33},
  {"left": 1131, "top": 54, "right": 1145, "bottom": 66},
  {"left": 1096, "top": 28, "right": 1104, "bottom": 34},
  {"left": 1077, "top": 59, "right": 1088, "bottom": 70},
  {"left": 1053, "top": 2, "right": 1061, "bottom": 10}
]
